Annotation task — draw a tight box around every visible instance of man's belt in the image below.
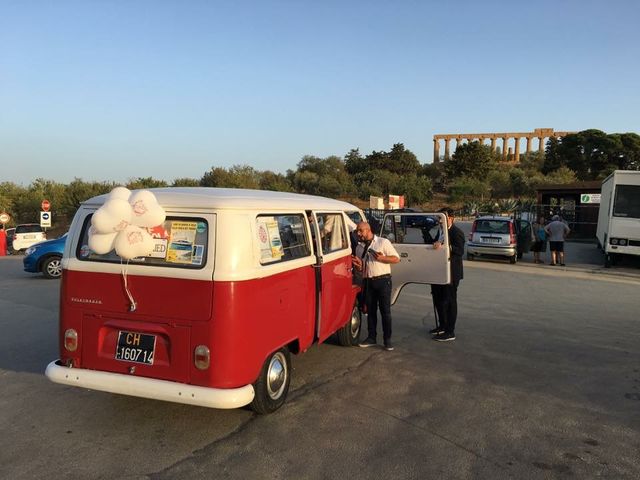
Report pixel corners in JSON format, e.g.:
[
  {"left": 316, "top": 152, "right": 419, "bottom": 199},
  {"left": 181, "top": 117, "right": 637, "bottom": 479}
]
[{"left": 366, "top": 274, "right": 391, "bottom": 280}]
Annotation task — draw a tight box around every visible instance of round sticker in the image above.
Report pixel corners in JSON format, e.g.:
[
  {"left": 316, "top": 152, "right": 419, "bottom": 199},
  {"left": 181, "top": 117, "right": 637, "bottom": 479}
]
[
  {"left": 80, "top": 245, "right": 92, "bottom": 258},
  {"left": 196, "top": 222, "right": 206, "bottom": 233}
]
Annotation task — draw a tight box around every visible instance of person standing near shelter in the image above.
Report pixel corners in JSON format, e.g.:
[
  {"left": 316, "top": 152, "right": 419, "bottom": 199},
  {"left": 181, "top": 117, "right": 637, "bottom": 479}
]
[
  {"left": 352, "top": 222, "right": 400, "bottom": 351},
  {"left": 545, "top": 215, "right": 570, "bottom": 266},
  {"left": 531, "top": 216, "right": 548, "bottom": 264},
  {"left": 430, "top": 208, "right": 465, "bottom": 342}
]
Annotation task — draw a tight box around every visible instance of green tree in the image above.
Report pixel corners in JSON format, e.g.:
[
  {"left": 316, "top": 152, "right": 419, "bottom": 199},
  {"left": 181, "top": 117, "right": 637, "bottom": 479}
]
[
  {"left": 200, "top": 165, "right": 261, "bottom": 189},
  {"left": 258, "top": 171, "right": 292, "bottom": 192},
  {"left": 447, "top": 176, "right": 490, "bottom": 203},
  {"left": 344, "top": 148, "right": 367, "bottom": 176},
  {"left": 172, "top": 178, "right": 200, "bottom": 187},
  {"left": 446, "top": 141, "right": 498, "bottom": 180},
  {"left": 126, "top": 177, "right": 169, "bottom": 189}
]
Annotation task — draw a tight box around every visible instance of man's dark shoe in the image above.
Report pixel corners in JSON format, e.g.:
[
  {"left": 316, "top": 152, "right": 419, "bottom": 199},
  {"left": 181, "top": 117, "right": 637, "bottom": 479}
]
[
  {"left": 383, "top": 341, "right": 394, "bottom": 351},
  {"left": 359, "top": 337, "right": 377, "bottom": 348},
  {"left": 428, "top": 327, "right": 445, "bottom": 335},
  {"left": 434, "top": 332, "right": 456, "bottom": 342}
]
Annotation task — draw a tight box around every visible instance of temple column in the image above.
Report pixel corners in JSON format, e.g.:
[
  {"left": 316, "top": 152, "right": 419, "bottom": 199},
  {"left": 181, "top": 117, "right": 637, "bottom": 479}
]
[
  {"left": 526, "top": 136, "right": 532, "bottom": 153},
  {"left": 502, "top": 137, "right": 509, "bottom": 160},
  {"left": 433, "top": 138, "right": 440, "bottom": 163},
  {"left": 538, "top": 137, "right": 545, "bottom": 152},
  {"left": 514, "top": 136, "right": 521, "bottom": 163},
  {"left": 444, "top": 139, "right": 451, "bottom": 160},
  {"left": 490, "top": 137, "right": 497, "bottom": 152}
]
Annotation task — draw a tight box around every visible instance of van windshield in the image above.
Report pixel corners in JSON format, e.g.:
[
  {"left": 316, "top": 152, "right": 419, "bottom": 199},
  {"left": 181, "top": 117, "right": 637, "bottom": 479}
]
[
  {"left": 475, "top": 220, "right": 510, "bottom": 234},
  {"left": 613, "top": 185, "right": 640, "bottom": 219}
]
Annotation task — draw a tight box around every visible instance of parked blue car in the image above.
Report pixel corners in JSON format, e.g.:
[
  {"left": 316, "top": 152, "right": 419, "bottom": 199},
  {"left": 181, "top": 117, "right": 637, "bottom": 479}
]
[{"left": 23, "top": 233, "right": 67, "bottom": 279}]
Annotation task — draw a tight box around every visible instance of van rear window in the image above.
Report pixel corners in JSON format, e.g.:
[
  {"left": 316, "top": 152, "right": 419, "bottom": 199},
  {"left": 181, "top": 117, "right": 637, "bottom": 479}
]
[{"left": 76, "top": 215, "right": 209, "bottom": 269}]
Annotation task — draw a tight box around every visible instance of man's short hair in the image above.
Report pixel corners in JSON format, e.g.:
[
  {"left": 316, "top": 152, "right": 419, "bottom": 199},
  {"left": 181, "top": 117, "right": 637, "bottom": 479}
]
[{"left": 438, "top": 207, "right": 454, "bottom": 217}]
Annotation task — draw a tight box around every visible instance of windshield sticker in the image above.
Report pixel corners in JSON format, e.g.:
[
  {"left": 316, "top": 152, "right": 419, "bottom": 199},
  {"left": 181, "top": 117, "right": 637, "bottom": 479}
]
[
  {"left": 167, "top": 221, "right": 197, "bottom": 264},
  {"left": 192, "top": 245, "right": 204, "bottom": 265},
  {"left": 258, "top": 218, "right": 284, "bottom": 263}
]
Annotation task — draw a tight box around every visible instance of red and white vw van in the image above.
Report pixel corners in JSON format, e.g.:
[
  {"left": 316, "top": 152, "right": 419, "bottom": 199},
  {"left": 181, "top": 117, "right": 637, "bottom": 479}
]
[{"left": 46, "top": 188, "right": 450, "bottom": 413}]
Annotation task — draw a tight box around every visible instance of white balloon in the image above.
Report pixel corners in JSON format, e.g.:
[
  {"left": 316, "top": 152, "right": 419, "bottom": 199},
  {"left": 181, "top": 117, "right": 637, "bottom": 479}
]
[
  {"left": 108, "top": 186, "right": 132, "bottom": 201},
  {"left": 129, "top": 190, "right": 166, "bottom": 228},
  {"left": 92, "top": 198, "right": 133, "bottom": 234},
  {"left": 114, "top": 225, "right": 155, "bottom": 260},
  {"left": 88, "top": 230, "right": 118, "bottom": 254}
]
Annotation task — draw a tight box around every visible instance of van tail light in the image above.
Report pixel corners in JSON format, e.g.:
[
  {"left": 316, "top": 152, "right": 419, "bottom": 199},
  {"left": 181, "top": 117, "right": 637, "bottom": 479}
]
[
  {"left": 509, "top": 222, "right": 516, "bottom": 245},
  {"left": 64, "top": 329, "right": 78, "bottom": 352},
  {"left": 469, "top": 222, "right": 477, "bottom": 241},
  {"left": 194, "top": 345, "right": 210, "bottom": 370}
]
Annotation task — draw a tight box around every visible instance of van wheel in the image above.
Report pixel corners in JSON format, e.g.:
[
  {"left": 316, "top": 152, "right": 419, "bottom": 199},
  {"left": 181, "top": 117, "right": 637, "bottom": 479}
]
[
  {"left": 251, "top": 348, "right": 291, "bottom": 414},
  {"left": 605, "top": 253, "right": 616, "bottom": 268},
  {"left": 336, "top": 304, "right": 361, "bottom": 346},
  {"left": 42, "top": 256, "right": 63, "bottom": 279},
  {"left": 509, "top": 254, "right": 517, "bottom": 264}
]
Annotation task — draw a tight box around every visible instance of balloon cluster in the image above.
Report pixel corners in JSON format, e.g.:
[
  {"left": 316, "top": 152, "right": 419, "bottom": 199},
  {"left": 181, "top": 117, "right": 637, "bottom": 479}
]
[{"left": 88, "top": 187, "right": 166, "bottom": 260}]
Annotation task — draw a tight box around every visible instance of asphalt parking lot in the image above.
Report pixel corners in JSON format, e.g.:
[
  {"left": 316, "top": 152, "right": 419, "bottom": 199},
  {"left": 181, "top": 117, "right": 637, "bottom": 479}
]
[{"left": 1, "top": 242, "right": 639, "bottom": 479}]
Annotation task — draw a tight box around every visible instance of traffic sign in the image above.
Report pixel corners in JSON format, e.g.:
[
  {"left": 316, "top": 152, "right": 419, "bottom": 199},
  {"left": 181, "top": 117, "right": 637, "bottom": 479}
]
[
  {"left": 40, "top": 211, "right": 52, "bottom": 228},
  {"left": 42, "top": 199, "right": 51, "bottom": 212},
  {"left": 0, "top": 212, "right": 10, "bottom": 224}
]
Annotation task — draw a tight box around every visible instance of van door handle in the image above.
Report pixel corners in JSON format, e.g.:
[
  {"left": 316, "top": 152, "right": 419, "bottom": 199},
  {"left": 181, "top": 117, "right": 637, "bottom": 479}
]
[{"left": 400, "top": 253, "right": 408, "bottom": 258}]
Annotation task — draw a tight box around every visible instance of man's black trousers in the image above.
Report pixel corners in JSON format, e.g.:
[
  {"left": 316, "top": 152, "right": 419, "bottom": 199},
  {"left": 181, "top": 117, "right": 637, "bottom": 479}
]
[
  {"left": 431, "top": 281, "right": 459, "bottom": 334},
  {"left": 365, "top": 276, "right": 393, "bottom": 342}
]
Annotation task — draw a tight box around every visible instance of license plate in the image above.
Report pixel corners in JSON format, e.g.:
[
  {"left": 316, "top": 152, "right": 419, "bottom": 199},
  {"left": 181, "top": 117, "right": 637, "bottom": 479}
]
[
  {"left": 481, "top": 237, "right": 500, "bottom": 244},
  {"left": 25, "top": 234, "right": 35, "bottom": 239},
  {"left": 115, "top": 331, "right": 156, "bottom": 365}
]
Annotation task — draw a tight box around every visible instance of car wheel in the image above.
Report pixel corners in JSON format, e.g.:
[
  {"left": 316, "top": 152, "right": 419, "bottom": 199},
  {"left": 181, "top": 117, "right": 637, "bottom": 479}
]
[
  {"left": 509, "top": 254, "right": 517, "bottom": 264},
  {"left": 251, "top": 348, "right": 291, "bottom": 414},
  {"left": 466, "top": 253, "right": 474, "bottom": 261},
  {"left": 336, "top": 303, "right": 361, "bottom": 346},
  {"left": 42, "top": 256, "right": 63, "bottom": 279}
]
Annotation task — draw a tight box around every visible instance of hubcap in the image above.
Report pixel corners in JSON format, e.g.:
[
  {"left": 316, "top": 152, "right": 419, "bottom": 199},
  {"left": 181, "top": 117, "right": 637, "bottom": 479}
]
[
  {"left": 266, "top": 352, "right": 287, "bottom": 400},
  {"left": 47, "top": 260, "right": 62, "bottom": 277},
  {"left": 350, "top": 308, "right": 360, "bottom": 338}
]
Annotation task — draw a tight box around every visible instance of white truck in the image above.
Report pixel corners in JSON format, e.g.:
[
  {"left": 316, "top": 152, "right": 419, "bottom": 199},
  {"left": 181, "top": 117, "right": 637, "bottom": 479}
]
[{"left": 596, "top": 170, "right": 640, "bottom": 267}]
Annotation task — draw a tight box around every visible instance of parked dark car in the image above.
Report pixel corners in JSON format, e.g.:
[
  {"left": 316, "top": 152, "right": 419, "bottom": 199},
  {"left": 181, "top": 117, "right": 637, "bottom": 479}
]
[{"left": 23, "top": 233, "right": 66, "bottom": 279}]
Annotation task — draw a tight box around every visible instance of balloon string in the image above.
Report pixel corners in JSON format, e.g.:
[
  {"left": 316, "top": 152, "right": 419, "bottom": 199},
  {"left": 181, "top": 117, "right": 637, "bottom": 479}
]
[{"left": 121, "top": 259, "right": 137, "bottom": 312}]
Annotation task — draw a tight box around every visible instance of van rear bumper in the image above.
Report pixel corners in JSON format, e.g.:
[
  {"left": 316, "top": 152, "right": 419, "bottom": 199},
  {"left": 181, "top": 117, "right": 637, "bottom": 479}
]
[{"left": 45, "top": 360, "right": 255, "bottom": 409}]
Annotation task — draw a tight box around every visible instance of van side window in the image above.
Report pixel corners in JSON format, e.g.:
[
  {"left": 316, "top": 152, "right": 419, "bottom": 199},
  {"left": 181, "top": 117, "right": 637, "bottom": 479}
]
[
  {"left": 76, "top": 215, "right": 209, "bottom": 269},
  {"left": 257, "top": 214, "right": 310, "bottom": 264},
  {"left": 316, "top": 213, "right": 347, "bottom": 254}
]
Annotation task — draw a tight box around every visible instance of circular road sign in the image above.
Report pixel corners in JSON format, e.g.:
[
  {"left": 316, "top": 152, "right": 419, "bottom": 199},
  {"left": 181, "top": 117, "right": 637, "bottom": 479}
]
[
  {"left": 0, "top": 212, "right": 10, "bottom": 224},
  {"left": 42, "top": 200, "right": 51, "bottom": 212}
]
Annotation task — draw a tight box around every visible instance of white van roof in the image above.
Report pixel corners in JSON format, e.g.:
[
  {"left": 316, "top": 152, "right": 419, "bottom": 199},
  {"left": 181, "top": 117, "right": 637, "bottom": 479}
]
[{"left": 83, "top": 187, "right": 360, "bottom": 211}]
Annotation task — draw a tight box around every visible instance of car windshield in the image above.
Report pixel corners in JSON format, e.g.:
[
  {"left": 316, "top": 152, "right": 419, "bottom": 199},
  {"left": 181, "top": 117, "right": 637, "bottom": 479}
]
[
  {"left": 475, "top": 220, "right": 510, "bottom": 234},
  {"left": 16, "top": 225, "right": 43, "bottom": 233}
]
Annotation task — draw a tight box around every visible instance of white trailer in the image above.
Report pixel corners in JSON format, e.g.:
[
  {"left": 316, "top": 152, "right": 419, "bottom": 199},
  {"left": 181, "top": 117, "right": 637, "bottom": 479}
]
[{"left": 596, "top": 170, "right": 640, "bottom": 267}]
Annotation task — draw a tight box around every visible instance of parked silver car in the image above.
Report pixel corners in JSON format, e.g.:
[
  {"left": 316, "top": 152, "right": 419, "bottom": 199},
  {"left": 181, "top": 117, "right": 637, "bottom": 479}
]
[{"left": 467, "top": 216, "right": 533, "bottom": 264}]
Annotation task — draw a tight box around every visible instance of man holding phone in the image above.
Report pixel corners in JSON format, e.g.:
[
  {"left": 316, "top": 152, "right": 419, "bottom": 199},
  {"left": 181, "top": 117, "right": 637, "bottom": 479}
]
[{"left": 352, "top": 221, "right": 400, "bottom": 351}]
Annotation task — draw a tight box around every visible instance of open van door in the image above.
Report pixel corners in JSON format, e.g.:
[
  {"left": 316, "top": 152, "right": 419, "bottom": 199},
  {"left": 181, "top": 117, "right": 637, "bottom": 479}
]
[{"left": 379, "top": 212, "right": 451, "bottom": 305}]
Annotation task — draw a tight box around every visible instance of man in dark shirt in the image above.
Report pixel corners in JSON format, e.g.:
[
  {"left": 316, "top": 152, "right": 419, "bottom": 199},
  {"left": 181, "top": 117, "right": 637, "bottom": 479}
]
[{"left": 430, "top": 207, "right": 465, "bottom": 342}]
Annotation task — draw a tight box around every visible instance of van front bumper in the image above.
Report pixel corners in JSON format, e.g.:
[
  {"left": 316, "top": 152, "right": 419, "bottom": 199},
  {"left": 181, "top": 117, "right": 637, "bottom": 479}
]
[{"left": 45, "top": 360, "right": 255, "bottom": 409}]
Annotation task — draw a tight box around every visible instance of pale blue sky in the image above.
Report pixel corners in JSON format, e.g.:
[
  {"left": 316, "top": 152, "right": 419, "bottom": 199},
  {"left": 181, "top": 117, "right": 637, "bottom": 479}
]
[{"left": 1, "top": 0, "right": 639, "bottom": 185}]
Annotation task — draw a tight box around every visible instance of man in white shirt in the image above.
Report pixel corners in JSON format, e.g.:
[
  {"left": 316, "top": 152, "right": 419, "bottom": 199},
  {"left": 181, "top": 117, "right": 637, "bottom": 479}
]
[
  {"left": 544, "top": 215, "right": 571, "bottom": 266},
  {"left": 351, "top": 222, "right": 400, "bottom": 351}
]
